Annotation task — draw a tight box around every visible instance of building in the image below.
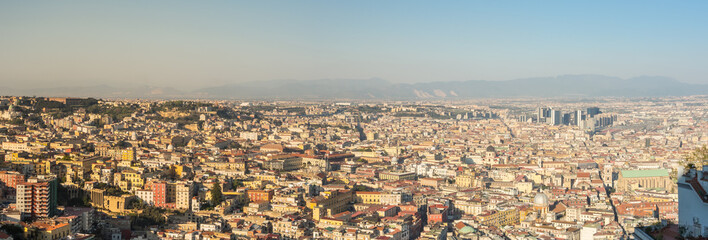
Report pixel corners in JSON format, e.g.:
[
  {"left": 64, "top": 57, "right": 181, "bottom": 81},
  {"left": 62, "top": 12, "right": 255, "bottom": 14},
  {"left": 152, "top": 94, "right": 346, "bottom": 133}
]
[
  {"left": 263, "top": 155, "right": 303, "bottom": 171},
  {"left": 2, "top": 142, "right": 31, "bottom": 152},
  {"left": 176, "top": 182, "right": 193, "bottom": 210},
  {"left": 104, "top": 194, "right": 135, "bottom": 213},
  {"left": 379, "top": 172, "right": 416, "bottom": 181},
  {"left": 420, "top": 178, "right": 444, "bottom": 188},
  {"left": 677, "top": 165, "right": 708, "bottom": 238},
  {"left": 152, "top": 181, "right": 177, "bottom": 209},
  {"left": 550, "top": 109, "right": 561, "bottom": 126},
  {"left": 136, "top": 189, "right": 154, "bottom": 205},
  {"left": 538, "top": 107, "right": 551, "bottom": 123},
  {"left": 95, "top": 143, "right": 135, "bottom": 161},
  {"left": 355, "top": 191, "right": 381, "bottom": 204},
  {"left": 456, "top": 171, "right": 477, "bottom": 188},
  {"left": 88, "top": 189, "right": 105, "bottom": 207},
  {"left": 153, "top": 182, "right": 168, "bottom": 208},
  {"left": 477, "top": 207, "right": 520, "bottom": 227},
  {"left": 16, "top": 176, "right": 58, "bottom": 219},
  {"left": 533, "top": 192, "right": 550, "bottom": 215},
  {"left": 586, "top": 107, "right": 600, "bottom": 118},
  {"left": 247, "top": 189, "right": 274, "bottom": 202},
  {"left": 428, "top": 205, "right": 449, "bottom": 224},
  {"left": 240, "top": 132, "right": 259, "bottom": 140},
  {"left": 61, "top": 207, "right": 95, "bottom": 233},
  {"left": 308, "top": 190, "right": 353, "bottom": 221},
  {"left": 616, "top": 169, "right": 672, "bottom": 192},
  {"left": 0, "top": 171, "right": 25, "bottom": 189},
  {"left": 24, "top": 221, "right": 70, "bottom": 240},
  {"left": 380, "top": 192, "right": 403, "bottom": 205}
]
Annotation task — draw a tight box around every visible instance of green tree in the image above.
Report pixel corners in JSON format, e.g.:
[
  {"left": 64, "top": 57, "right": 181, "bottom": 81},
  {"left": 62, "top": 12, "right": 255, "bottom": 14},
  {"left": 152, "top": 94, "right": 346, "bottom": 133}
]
[
  {"left": 211, "top": 182, "right": 223, "bottom": 207},
  {"left": 162, "top": 167, "right": 178, "bottom": 180},
  {"left": 232, "top": 179, "right": 244, "bottom": 189},
  {"left": 681, "top": 145, "right": 708, "bottom": 169},
  {"left": 82, "top": 194, "right": 92, "bottom": 206},
  {"left": 130, "top": 206, "right": 166, "bottom": 228},
  {"left": 0, "top": 224, "right": 24, "bottom": 240}
]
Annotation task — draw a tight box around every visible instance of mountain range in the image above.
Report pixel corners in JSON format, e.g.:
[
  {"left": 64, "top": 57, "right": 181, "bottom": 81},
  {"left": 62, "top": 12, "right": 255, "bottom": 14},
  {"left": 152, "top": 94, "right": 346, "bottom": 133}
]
[{"left": 2, "top": 75, "right": 706, "bottom": 100}]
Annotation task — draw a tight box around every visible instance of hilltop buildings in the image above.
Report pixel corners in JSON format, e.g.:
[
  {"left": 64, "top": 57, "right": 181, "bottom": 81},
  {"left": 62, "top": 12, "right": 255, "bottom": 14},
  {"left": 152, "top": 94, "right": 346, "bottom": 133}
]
[{"left": 0, "top": 96, "right": 706, "bottom": 239}]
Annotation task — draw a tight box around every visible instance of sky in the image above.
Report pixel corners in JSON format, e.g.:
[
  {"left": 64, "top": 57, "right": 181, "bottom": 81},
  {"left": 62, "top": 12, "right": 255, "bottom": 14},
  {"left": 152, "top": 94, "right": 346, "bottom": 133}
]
[{"left": 1, "top": 1, "right": 707, "bottom": 90}]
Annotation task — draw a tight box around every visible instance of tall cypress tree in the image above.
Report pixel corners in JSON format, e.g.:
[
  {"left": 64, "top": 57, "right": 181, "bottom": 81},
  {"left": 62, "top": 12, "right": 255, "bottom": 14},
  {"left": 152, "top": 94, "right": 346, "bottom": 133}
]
[{"left": 211, "top": 182, "right": 223, "bottom": 207}]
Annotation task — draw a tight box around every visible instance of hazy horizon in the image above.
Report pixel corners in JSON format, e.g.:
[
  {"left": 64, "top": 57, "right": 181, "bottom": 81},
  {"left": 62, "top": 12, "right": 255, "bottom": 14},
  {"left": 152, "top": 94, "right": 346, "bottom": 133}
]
[{"left": 2, "top": 1, "right": 708, "bottom": 90}]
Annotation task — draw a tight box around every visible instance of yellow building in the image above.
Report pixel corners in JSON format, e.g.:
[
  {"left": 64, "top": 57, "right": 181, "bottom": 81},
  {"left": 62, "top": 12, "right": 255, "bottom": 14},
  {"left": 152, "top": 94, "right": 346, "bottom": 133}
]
[
  {"left": 354, "top": 191, "right": 381, "bottom": 204},
  {"left": 308, "top": 190, "right": 353, "bottom": 221},
  {"left": 379, "top": 172, "right": 416, "bottom": 181},
  {"left": 25, "top": 221, "right": 70, "bottom": 240},
  {"left": 254, "top": 174, "right": 277, "bottom": 182},
  {"left": 104, "top": 194, "right": 136, "bottom": 213},
  {"left": 318, "top": 218, "right": 346, "bottom": 227},
  {"left": 477, "top": 208, "right": 520, "bottom": 227},
  {"left": 456, "top": 173, "right": 477, "bottom": 188},
  {"left": 616, "top": 169, "right": 672, "bottom": 192},
  {"left": 122, "top": 170, "right": 145, "bottom": 191},
  {"left": 223, "top": 191, "right": 249, "bottom": 206}
]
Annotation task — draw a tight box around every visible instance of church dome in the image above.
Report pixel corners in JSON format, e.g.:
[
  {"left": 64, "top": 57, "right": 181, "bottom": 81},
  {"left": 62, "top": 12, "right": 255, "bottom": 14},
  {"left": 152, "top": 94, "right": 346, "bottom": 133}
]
[
  {"left": 486, "top": 146, "right": 496, "bottom": 152},
  {"left": 534, "top": 192, "right": 549, "bottom": 206}
]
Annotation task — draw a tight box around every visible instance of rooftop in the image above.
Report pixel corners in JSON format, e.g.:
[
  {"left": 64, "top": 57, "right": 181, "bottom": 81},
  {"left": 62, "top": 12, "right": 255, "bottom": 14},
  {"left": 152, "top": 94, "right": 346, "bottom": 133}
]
[{"left": 621, "top": 169, "right": 669, "bottom": 178}]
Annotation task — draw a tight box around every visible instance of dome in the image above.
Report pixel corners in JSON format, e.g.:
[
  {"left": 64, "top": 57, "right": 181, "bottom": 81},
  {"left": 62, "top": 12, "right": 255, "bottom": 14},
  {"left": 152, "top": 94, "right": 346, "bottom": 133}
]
[
  {"left": 486, "top": 146, "right": 496, "bottom": 152},
  {"left": 534, "top": 193, "right": 549, "bottom": 206}
]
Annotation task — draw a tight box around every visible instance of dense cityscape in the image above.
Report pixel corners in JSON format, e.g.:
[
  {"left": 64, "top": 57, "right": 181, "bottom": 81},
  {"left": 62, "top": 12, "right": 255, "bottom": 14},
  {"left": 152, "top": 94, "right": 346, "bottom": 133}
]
[{"left": 0, "top": 96, "right": 706, "bottom": 240}]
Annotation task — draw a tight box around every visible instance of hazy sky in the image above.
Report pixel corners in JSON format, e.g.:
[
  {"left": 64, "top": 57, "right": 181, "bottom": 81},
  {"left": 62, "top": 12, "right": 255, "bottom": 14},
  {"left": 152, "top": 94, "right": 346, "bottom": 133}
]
[{"left": 1, "top": 1, "right": 707, "bottom": 90}]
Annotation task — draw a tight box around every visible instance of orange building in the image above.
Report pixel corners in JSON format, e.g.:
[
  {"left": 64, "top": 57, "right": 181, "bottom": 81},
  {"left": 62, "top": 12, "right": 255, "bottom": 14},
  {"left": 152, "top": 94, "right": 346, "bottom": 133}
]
[
  {"left": 247, "top": 189, "right": 274, "bottom": 202},
  {"left": 0, "top": 171, "right": 24, "bottom": 189}
]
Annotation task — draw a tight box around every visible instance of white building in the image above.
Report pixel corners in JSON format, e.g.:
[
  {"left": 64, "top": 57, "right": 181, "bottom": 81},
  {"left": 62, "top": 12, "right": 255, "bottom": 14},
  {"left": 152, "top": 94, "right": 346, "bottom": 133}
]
[
  {"left": 240, "top": 132, "right": 258, "bottom": 141},
  {"left": 677, "top": 165, "right": 708, "bottom": 238},
  {"left": 1, "top": 142, "right": 30, "bottom": 152},
  {"left": 580, "top": 222, "right": 599, "bottom": 240},
  {"left": 136, "top": 189, "right": 154, "bottom": 205}
]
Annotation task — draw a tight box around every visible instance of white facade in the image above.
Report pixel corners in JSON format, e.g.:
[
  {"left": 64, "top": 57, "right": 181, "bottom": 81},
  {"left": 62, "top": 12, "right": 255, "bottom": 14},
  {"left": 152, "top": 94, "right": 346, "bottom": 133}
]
[
  {"left": 580, "top": 223, "right": 599, "bottom": 240},
  {"left": 1, "top": 142, "right": 30, "bottom": 152},
  {"left": 136, "top": 189, "right": 154, "bottom": 205},
  {"left": 677, "top": 165, "right": 708, "bottom": 238},
  {"left": 176, "top": 182, "right": 193, "bottom": 210}
]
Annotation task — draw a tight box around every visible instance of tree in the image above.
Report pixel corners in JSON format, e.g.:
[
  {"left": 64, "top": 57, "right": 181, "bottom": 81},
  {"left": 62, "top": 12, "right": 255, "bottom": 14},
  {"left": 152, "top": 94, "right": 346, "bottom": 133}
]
[
  {"left": 130, "top": 206, "right": 166, "bottom": 228},
  {"left": 232, "top": 179, "right": 244, "bottom": 189},
  {"left": 0, "top": 224, "right": 24, "bottom": 240},
  {"left": 211, "top": 182, "right": 223, "bottom": 207},
  {"left": 82, "top": 194, "right": 92, "bottom": 207},
  {"left": 352, "top": 185, "right": 369, "bottom": 191},
  {"left": 163, "top": 167, "right": 178, "bottom": 180},
  {"left": 681, "top": 145, "right": 708, "bottom": 169}
]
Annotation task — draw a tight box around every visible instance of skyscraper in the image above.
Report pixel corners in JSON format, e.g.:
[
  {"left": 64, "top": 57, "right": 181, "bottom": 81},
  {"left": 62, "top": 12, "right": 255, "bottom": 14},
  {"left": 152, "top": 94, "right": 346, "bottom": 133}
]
[
  {"left": 537, "top": 107, "right": 550, "bottom": 123},
  {"left": 16, "top": 175, "right": 58, "bottom": 219},
  {"left": 550, "top": 109, "right": 561, "bottom": 126}
]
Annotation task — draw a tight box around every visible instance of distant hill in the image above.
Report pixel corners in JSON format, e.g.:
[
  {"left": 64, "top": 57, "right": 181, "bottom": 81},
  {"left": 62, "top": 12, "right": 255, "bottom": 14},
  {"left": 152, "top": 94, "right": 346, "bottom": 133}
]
[
  {"left": 3, "top": 75, "right": 707, "bottom": 99},
  {"left": 0, "top": 85, "right": 186, "bottom": 99},
  {"left": 194, "top": 75, "right": 708, "bottom": 99},
  {"left": 193, "top": 78, "right": 393, "bottom": 99}
]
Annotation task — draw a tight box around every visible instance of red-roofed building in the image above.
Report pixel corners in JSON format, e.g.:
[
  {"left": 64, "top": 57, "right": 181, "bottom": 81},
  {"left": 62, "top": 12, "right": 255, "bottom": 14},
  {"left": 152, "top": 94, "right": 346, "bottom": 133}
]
[{"left": 428, "top": 205, "right": 449, "bottom": 224}]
